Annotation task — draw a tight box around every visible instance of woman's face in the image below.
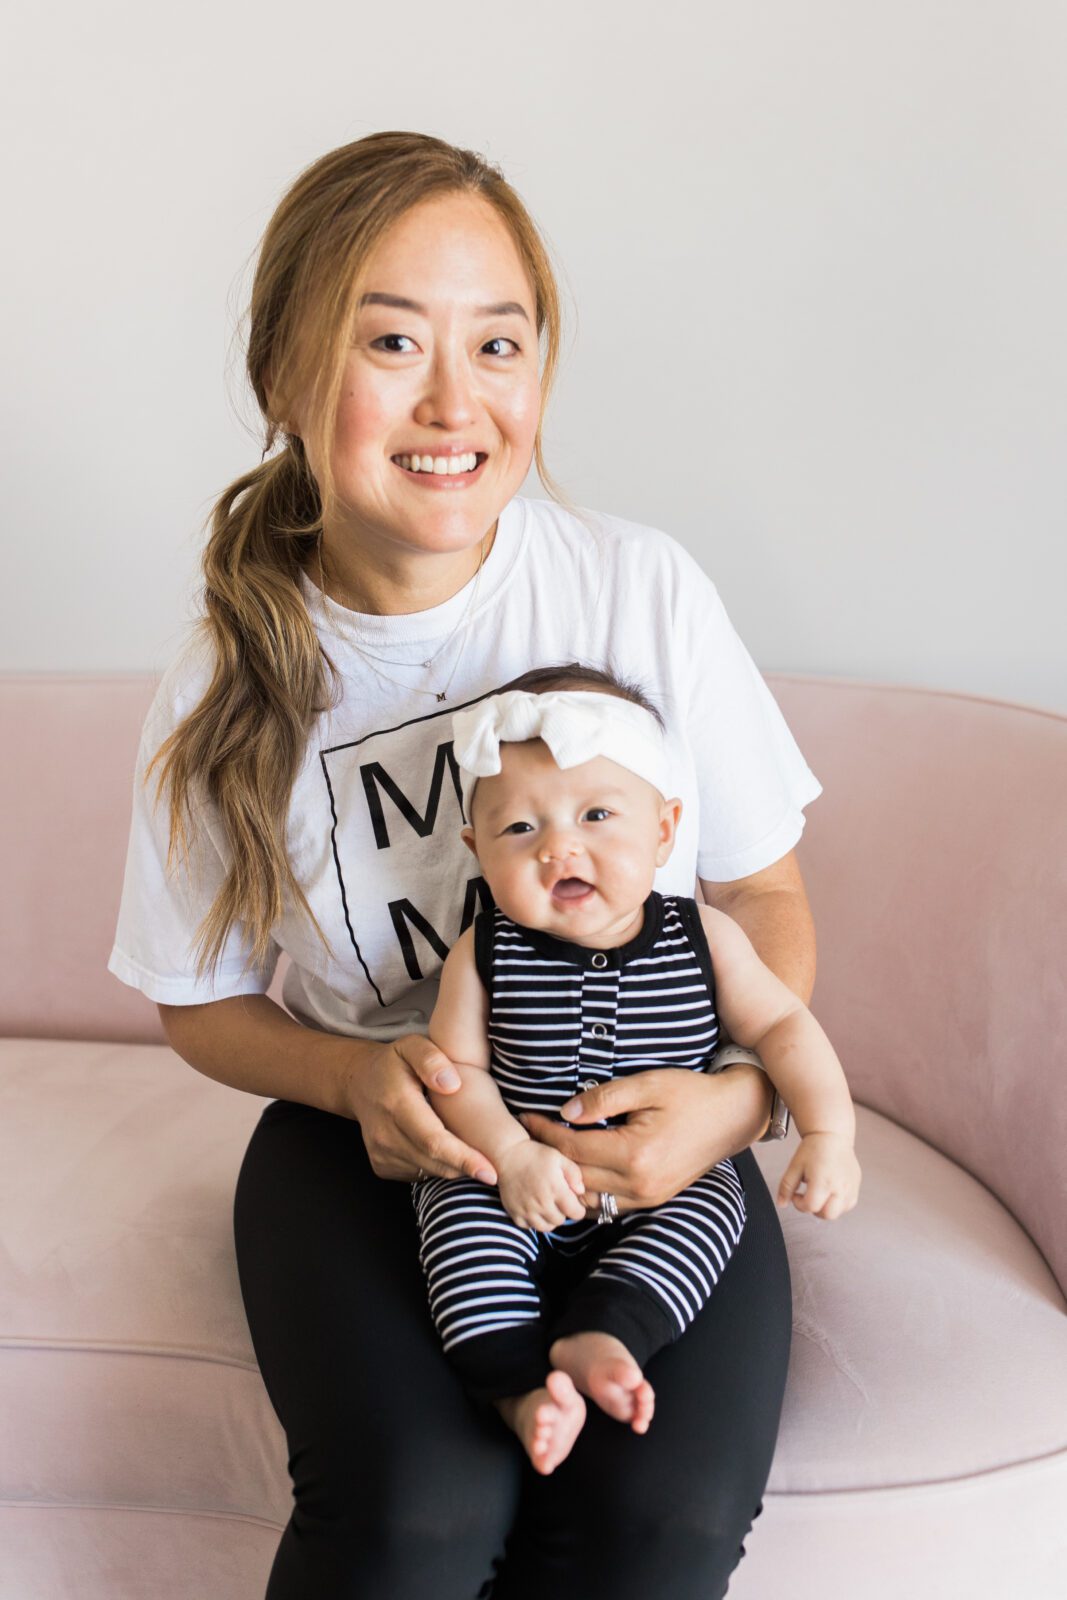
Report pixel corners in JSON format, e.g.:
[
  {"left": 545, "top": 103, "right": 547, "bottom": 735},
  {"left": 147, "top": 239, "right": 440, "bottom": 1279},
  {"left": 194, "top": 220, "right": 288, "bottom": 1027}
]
[{"left": 309, "top": 191, "right": 542, "bottom": 564}]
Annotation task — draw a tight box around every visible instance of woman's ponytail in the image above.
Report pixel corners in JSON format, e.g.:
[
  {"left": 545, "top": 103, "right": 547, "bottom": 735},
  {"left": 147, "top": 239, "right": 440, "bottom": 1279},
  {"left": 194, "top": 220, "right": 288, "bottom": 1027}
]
[{"left": 145, "top": 443, "right": 338, "bottom": 981}]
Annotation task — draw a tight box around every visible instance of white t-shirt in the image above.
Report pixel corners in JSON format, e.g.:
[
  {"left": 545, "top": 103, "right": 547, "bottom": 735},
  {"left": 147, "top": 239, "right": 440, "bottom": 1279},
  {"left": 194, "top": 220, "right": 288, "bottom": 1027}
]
[{"left": 108, "top": 494, "right": 821, "bottom": 1042}]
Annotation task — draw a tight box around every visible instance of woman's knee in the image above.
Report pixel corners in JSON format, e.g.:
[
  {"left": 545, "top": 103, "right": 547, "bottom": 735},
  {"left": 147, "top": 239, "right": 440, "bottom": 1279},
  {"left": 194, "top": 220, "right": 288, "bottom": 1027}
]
[
  {"left": 280, "top": 1422, "right": 519, "bottom": 1599},
  {"left": 583, "top": 1474, "right": 758, "bottom": 1599}
]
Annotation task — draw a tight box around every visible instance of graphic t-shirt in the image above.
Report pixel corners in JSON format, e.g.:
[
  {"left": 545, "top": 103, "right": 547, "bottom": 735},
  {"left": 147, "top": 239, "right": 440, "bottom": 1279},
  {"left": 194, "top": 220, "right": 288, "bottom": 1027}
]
[{"left": 108, "top": 494, "right": 822, "bottom": 1042}]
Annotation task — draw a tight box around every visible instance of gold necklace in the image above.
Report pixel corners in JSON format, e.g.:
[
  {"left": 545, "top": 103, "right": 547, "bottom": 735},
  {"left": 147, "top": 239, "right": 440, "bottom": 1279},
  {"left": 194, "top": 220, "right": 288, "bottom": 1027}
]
[{"left": 314, "top": 531, "right": 489, "bottom": 703}]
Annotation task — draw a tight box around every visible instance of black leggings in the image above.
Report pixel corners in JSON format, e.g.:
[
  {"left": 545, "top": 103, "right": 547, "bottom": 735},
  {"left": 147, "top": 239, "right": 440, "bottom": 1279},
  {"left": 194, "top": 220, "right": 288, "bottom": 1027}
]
[{"left": 233, "top": 1099, "right": 792, "bottom": 1600}]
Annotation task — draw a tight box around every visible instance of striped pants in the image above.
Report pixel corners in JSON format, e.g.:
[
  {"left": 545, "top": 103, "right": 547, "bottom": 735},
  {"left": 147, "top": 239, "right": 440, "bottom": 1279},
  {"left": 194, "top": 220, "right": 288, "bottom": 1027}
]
[{"left": 412, "top": 1157, "right": 747, "bottom": 1400}]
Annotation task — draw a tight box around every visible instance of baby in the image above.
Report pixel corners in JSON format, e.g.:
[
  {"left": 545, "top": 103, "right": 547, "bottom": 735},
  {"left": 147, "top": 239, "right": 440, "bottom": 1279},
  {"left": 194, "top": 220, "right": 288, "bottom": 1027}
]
[{"left": 413, "top": 667, "right": 861, "bottom": 1475}]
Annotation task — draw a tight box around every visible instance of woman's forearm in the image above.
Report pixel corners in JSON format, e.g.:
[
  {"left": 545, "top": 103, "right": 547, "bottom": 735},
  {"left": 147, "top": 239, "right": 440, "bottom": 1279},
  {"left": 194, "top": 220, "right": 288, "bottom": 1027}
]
[
  {"left": 157, "top": 993, "right": 369, "bottom": 1116},
  {"left": 714, "top": 1062, "right": 777, "bottom": 1152},
  {"left": 700, "top": 854, "right": 816, "bottom": 1004}
]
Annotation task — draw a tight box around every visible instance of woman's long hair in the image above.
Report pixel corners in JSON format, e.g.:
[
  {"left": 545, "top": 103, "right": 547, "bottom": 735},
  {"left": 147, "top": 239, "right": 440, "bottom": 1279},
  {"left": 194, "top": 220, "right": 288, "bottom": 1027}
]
[{"left": 146, "top": 132, "right": 571, "bottom": 982}]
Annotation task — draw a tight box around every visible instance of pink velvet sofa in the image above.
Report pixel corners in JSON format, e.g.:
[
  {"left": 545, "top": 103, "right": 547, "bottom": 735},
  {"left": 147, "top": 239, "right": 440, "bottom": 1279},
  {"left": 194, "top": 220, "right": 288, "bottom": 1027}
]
[{"left": 2, "top": 672, "right": 1065, "bottom": 1599}]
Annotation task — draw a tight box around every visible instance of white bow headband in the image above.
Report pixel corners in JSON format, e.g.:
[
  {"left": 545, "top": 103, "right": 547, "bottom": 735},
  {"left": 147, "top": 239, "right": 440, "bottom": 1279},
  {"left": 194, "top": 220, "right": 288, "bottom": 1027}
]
[{"left": 452, "top": 689, "right": 670, "bottom": 824}]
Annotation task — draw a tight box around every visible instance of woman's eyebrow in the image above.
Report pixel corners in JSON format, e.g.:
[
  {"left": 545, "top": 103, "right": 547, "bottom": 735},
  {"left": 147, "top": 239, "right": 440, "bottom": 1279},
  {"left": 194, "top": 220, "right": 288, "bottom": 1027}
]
[{"left": 358, "top": 292, "right": 529, "bottom": 322}]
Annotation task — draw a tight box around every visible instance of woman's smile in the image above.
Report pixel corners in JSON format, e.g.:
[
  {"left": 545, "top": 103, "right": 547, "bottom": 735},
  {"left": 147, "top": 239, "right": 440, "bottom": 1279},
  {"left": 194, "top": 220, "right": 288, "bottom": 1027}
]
[{"left": 389, "top": 449, "right": 490, "bottom": 489}]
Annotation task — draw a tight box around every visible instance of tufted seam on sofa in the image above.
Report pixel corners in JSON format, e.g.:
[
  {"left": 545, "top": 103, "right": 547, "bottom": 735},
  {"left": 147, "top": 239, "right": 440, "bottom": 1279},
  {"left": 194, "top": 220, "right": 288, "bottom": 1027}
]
[
  {"left": 767, "top": 1446, "right": 1067, "bottom": 1498},
  {"left": 0, "top": 1338, "right": 261, "bottom": 1371},
  {"left": 0, "top": 1499, "right": 284, "bottom": 1531}
]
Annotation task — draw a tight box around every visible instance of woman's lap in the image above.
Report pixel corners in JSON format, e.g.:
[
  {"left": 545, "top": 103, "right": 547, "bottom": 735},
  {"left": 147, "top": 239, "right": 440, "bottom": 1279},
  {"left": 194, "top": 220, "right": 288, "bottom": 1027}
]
[{"left": 233, "top": 1099, "right": 791, "bottom": 1600}]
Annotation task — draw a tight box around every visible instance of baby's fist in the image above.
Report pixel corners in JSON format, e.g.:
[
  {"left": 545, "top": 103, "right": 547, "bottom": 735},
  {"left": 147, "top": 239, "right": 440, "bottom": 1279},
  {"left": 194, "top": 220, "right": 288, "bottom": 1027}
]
[
  {"left": 777, "top": 1132, "right": 861, "bottom": 1221},
  {"left": 497, "top": 1143, "right": 586, "bottom": 1232}
]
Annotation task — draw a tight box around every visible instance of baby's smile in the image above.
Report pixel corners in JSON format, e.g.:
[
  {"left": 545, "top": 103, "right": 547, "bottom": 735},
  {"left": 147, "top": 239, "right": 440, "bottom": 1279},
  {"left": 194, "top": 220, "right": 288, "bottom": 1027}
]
[{"left": 549, "top": 876, "right": 595, "bottom": 905}]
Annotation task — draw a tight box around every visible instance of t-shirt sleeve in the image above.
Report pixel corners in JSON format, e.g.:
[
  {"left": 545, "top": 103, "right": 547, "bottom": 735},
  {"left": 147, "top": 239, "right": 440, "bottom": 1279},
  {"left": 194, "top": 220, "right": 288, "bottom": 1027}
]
[
  {"left": 107, "top": 641, "right": 280, "bottom": 1005},
  {"left": 660, "top": 534, "right": 822, "bottom": 881}
]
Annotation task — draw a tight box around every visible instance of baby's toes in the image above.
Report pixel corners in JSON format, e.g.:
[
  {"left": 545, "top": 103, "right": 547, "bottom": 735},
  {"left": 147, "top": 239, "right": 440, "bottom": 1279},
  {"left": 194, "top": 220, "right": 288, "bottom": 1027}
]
[{"left": 630, "top": 1379, "right": 655, "bottom": 1435}]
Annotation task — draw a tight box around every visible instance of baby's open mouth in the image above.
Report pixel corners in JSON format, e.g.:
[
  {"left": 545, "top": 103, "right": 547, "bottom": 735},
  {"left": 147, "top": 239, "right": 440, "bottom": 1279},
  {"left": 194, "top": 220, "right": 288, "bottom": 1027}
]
[{"left": 552, "top": 878, "right": 594, "bottom": 901}]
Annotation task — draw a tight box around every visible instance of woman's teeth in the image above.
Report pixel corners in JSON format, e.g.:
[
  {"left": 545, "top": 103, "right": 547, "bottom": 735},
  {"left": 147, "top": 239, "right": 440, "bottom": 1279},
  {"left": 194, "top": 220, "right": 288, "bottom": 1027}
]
[{"left": 394, "top": 452, "right": 479, "bottom": 474}]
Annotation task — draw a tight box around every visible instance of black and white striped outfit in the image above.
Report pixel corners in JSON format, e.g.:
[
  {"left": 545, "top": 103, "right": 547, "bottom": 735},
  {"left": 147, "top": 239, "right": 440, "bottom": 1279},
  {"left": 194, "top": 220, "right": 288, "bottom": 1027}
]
[{"left": 412, "top": 891, "right": 748, "bottom": 1400}]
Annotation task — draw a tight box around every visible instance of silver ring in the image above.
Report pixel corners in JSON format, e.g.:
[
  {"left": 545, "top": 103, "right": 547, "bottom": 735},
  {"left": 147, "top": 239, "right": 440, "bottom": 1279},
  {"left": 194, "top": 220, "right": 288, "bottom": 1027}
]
[{"left": 597, "top": 1191, "right": 618, "bottom": 1226}]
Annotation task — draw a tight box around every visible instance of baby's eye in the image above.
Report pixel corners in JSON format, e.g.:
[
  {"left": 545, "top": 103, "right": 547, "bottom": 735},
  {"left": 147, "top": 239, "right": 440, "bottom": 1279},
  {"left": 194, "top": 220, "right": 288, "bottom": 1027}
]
[
  {"left": 585, "top": 808, "right": 612, "bottom": 822},
  {"left": 502, "top": 821, "right": 534, "bottom": 835}
]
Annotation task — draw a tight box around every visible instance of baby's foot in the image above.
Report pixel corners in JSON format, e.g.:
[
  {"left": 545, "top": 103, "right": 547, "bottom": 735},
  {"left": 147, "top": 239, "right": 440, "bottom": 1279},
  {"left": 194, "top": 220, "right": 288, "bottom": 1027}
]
[
  {"left": 549, "top": 1331, "right": 655, "bottom": 1434},
  {"left": 496, "top": 1369, "right": 587, "bottom": 1474}
]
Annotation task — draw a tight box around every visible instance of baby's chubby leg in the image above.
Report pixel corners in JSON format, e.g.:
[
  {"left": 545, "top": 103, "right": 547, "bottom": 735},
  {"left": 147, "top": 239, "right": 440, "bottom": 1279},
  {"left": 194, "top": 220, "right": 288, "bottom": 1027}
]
[
  {"left": 548, "top": 1332, "right": 655, "bottom": 1433},
  {"left": 495, "top": 1370, "right": 587, "bottom": 1474}
]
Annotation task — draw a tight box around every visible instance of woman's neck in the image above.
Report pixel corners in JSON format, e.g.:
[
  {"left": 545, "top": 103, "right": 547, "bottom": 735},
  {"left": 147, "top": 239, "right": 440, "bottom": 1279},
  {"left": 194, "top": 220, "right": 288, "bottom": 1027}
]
[{"left": 317, "top": 521, "right": 497, "bottom": 618}]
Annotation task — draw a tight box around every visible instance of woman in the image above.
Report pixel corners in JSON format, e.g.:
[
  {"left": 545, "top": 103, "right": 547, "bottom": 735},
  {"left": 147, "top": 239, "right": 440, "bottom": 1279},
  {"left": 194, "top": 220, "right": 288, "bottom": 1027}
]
[{"left": 109, "top": 130, "right": 820, "bottom": 1599}]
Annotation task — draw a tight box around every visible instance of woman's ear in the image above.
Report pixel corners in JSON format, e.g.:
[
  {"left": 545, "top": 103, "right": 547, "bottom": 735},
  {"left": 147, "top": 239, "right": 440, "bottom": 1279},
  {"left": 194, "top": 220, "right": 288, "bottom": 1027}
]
[
  {"left": 655, "top": 797, "right": 683, "bottom": 867},
  {"left": 265, "top": 372, "right": 301, "bottom": 438}
]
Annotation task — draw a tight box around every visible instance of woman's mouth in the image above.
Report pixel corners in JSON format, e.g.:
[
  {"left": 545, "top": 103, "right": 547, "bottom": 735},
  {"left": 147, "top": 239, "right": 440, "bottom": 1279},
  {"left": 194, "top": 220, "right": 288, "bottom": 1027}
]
[
  {"left": 390, "top": 451, "right": 488, "bottom": 489},
  {"left": 551, "top": 878, "right": 595, "bottom": 905}
]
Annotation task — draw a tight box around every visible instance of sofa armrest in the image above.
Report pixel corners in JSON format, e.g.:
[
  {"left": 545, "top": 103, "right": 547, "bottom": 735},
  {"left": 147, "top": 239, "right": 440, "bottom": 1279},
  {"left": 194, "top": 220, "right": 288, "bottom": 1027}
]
[{"left": 769, "top": 676, "right": 1067, "bottom": 1297}]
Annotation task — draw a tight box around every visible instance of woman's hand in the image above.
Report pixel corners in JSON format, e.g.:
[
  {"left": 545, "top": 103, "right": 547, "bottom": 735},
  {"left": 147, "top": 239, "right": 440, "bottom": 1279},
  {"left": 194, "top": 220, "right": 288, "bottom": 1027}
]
[
  {"left": 340, "top": 1032, "right": 498, "bottom": 1184},
  {"left": 520, "top": 1064, "right": 773, "bottom": 1216}
]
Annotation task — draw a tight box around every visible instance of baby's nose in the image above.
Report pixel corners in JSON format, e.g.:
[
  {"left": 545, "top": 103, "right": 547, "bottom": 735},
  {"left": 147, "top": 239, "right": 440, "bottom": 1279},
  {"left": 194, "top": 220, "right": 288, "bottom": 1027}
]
[{"left": 539, "top": 834, "right": 580, "bottom": 864}]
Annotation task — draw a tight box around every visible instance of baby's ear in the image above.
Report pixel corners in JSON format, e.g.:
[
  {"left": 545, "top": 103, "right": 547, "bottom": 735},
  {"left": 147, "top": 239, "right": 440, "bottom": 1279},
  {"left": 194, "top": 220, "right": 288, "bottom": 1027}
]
[
  {"left": 460, "top": 826, "right": 479, "bottom": 857},
  {"left": 655, "top": 797, "right": 683, "bottom": 865}
]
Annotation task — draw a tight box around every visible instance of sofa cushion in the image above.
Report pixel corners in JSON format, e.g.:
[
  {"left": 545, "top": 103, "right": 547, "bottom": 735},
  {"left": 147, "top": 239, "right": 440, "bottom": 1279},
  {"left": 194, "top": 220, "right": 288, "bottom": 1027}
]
[
  {"left": 2, "top": 1040, "right": 1065, "bottom": 1527},
  {"left": 753, "top": 1118, "right": 1067, "bottom": 1489}
]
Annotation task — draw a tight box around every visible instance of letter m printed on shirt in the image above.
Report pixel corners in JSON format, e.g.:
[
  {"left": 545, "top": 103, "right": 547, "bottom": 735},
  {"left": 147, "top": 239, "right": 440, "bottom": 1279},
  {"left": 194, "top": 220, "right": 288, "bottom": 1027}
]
[{"left": 320, "top": 698, "right": 494, "bottom": 1010}]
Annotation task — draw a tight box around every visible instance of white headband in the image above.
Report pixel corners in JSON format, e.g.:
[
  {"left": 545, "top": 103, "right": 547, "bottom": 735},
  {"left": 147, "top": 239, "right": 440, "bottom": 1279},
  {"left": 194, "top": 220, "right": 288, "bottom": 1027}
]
[{"left": 452, "top": 689, "right": 670, "bottom": 824}]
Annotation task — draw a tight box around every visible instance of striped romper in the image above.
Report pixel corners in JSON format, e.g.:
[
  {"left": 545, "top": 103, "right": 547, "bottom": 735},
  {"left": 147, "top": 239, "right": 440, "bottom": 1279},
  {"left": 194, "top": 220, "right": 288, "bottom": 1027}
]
[{"left": 412, "top": 890, "right": 747, "bottom": 1400}]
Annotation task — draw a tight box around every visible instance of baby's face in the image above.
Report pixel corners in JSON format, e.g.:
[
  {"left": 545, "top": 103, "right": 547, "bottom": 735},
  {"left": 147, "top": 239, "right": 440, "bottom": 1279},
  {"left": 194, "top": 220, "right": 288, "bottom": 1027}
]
[{"left": 462, "top": 738, "right": 682, "bottom": 948}]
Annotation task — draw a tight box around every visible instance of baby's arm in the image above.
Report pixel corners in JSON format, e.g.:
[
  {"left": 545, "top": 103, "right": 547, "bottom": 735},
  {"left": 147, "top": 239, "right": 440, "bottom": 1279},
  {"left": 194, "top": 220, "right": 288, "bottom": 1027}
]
[
  {"left": 699, "top": 904, "right": 861, "bottom": 1219},
  {"left": 427, "top": 929, "right": 586, "bottom": 1229}
]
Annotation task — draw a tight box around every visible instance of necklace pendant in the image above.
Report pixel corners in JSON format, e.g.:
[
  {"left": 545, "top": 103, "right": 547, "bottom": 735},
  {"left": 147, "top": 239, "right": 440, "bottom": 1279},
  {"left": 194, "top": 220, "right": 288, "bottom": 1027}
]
[{"left": 436, "top": 691, "right": 447, "bottom": 702}]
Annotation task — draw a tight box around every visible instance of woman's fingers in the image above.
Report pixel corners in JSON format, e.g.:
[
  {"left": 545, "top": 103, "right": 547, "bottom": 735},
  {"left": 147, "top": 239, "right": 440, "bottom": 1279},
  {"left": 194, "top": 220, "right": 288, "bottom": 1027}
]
[
  {"left": 558, "top": 1072, "right": 662, "bottom": 1125},
  {"left": 394, "top": 1034, "right": 464, "bottom": 1094},
  {"left": 401, "top": 1094, "right": 497, "bottom": 1182},
  {"left": 520, "top": 1114, "right": 623, "bottom": 1173},
  {"left": 367, "top": 1075, "right": 496, "bottom": 1184}
]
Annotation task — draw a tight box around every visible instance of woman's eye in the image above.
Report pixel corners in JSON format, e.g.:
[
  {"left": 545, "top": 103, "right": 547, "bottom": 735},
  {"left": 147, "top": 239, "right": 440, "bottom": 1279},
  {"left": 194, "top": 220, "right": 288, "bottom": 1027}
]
[
  {"left": 371, "top": 333, "right": 418, "bottom": 353},
  {"left": 483, "top": 337, "right": 520, "bottom": 358},
  {"left": 585, "top": 808, "right": 611, "bottom": 822}
]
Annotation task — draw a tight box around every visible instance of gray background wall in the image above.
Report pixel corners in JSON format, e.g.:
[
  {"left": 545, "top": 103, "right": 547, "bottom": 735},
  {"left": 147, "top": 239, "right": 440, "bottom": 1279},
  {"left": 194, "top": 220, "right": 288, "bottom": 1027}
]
[{"left": 4, "top": 0, "right": 1064, "bottom": 711}]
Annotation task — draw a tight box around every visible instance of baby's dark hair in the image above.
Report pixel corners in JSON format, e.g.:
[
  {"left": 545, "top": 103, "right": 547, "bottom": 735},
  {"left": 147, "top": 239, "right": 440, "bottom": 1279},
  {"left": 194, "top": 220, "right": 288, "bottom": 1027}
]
[{"left": 495, "top": 662, "right": 665, "bottom": 730}]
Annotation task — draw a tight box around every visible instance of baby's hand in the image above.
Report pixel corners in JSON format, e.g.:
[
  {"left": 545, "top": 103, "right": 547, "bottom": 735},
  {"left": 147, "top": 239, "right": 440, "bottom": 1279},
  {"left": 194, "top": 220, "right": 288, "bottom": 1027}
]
[
  {"left": 777, "top": 1132, "right": 861, "bottom": 1220},
  {"left": 497, "top": 1142, "right": 587, "bottom": 1232}
]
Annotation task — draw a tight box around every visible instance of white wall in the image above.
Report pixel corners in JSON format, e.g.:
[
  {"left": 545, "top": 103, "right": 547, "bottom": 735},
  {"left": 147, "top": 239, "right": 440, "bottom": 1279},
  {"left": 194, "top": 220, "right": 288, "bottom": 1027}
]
[{"left": 4, "top": 0, "right": 1064, "bottom": 711}]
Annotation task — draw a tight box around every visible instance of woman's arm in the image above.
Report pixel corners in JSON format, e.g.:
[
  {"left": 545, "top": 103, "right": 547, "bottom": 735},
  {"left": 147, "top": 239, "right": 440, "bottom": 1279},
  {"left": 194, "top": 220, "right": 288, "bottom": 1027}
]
[
  {"left": 699, "top": 848, "right": 816, "bottom": 1005},
  {"left": 158, "top": 993, "right": 496, "bottom": 1183}
]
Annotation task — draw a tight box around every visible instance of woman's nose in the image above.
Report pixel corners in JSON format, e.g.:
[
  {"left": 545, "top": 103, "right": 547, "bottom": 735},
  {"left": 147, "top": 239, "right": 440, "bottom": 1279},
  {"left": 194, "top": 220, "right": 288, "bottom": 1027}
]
[{"left": 413, "top": 352, "right": 476, "bottom": 430}]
